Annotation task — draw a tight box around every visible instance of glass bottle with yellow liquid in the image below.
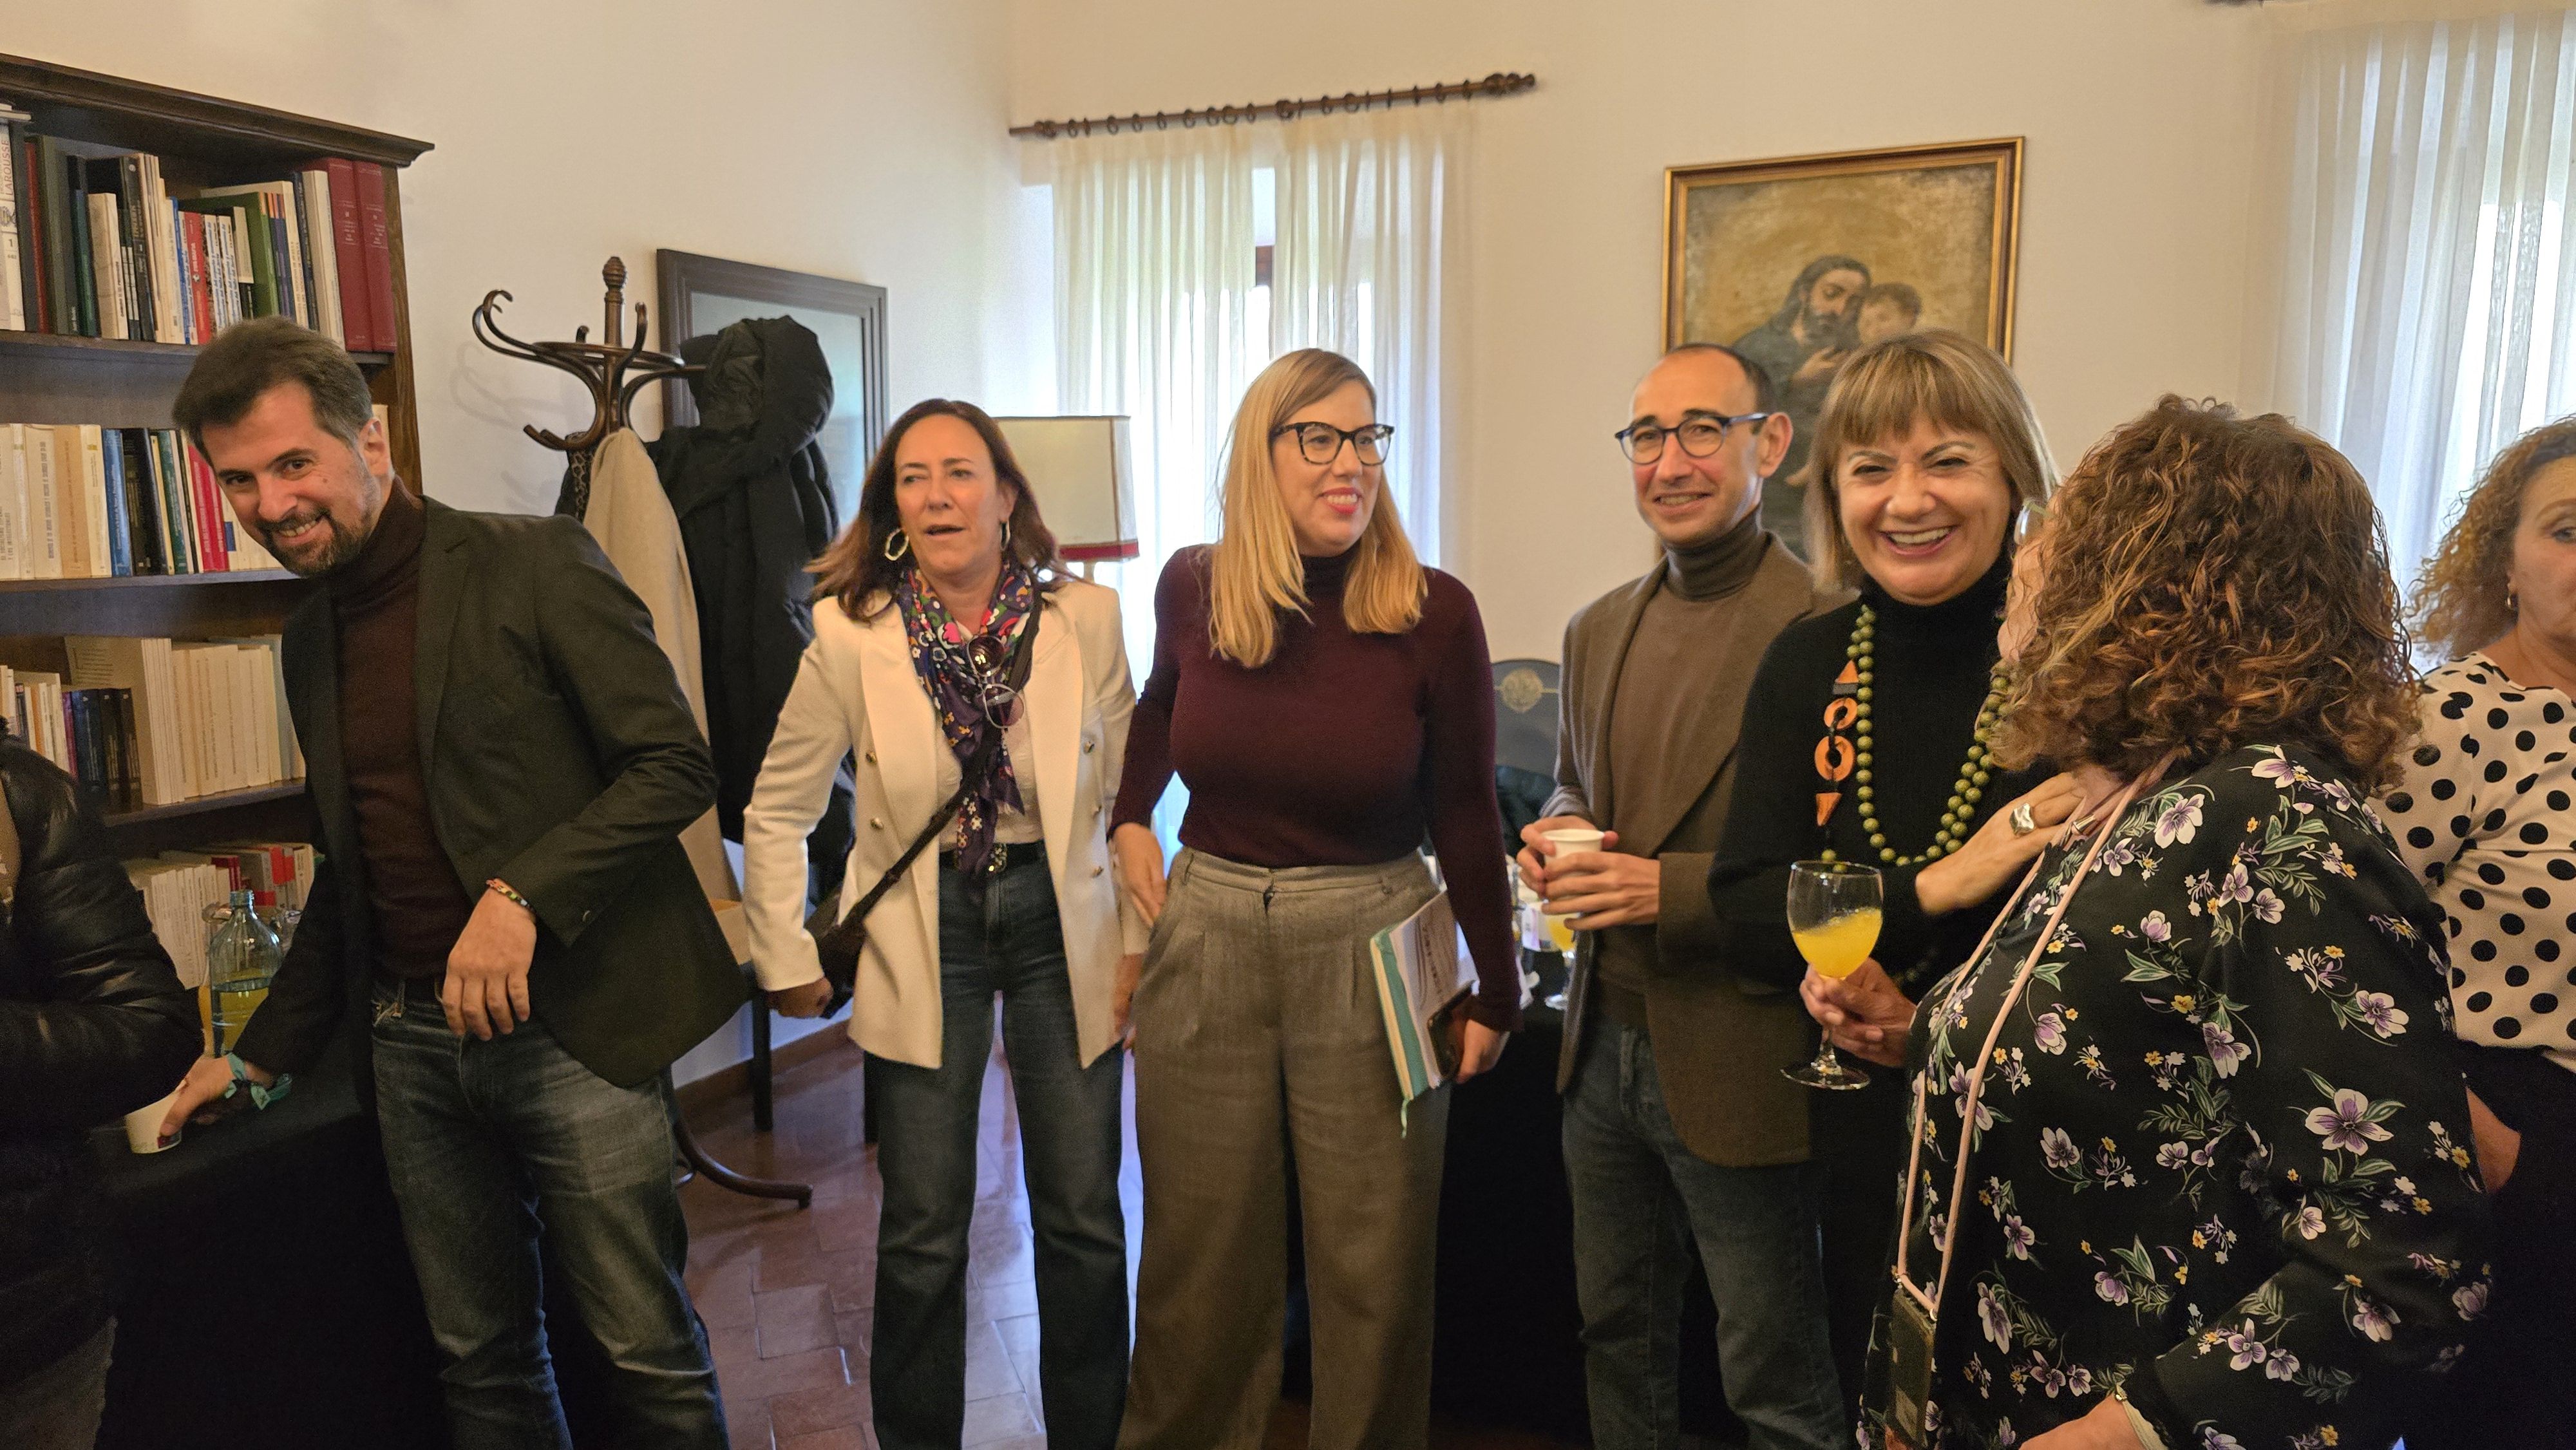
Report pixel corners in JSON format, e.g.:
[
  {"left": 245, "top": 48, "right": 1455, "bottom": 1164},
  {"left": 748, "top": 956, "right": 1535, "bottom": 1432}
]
[{"left": 1784, "top": 860, "right": 1881, "bottom": 1089}]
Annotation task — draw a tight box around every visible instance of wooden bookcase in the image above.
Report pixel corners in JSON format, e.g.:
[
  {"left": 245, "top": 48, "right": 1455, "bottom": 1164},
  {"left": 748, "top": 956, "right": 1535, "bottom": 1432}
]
[{"left": 0, "top": 54, "right": 430, "bottom": 857}]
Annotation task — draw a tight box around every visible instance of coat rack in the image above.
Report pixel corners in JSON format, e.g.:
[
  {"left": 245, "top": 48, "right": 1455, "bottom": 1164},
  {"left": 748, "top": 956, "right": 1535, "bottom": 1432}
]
[
  {"left": 471, "top": 256, "right": 704, "bottom": 516},
  {"left": 471, "top": 257, "right": 808, "bottom": 1209}
]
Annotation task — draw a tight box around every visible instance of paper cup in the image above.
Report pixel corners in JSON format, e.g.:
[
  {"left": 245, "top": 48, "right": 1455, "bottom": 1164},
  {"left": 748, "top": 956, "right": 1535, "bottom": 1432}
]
[
  {"left": 125, "top": 1086, "right": 184, "bottom": 1154},
  {"left": 1541, "top": 827, "right": 1606, "bottom": 860}
]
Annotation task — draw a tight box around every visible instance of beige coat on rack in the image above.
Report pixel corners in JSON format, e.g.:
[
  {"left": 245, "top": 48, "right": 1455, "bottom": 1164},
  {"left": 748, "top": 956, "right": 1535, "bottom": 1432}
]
[{"left": 580, "top": 426, "right": 738, "bottom": 903}]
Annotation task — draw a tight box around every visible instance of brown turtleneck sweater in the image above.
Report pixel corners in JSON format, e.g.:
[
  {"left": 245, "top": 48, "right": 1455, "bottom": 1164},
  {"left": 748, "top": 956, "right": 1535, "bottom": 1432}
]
[
  {"left": 1592, "top": 511, "right": 1770, "bottom": 1017},
  {"left": 328, "top": 485, "right": 475, "bottom": 980}
]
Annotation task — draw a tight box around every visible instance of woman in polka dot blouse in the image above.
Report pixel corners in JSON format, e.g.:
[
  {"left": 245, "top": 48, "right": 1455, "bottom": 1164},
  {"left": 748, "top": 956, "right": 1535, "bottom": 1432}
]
[{"left": 2377, "top": 415, "right": 2576, "bottom": 1450}]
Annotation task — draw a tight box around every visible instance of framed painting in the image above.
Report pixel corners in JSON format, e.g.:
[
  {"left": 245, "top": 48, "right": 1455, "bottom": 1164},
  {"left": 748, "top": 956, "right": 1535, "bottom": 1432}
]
[
  {"left": 1662, "top": 138, "right": 2022, "bottom": 554},
  {"left": 655, "top": 249, "right": 889, "bottom": 514}
]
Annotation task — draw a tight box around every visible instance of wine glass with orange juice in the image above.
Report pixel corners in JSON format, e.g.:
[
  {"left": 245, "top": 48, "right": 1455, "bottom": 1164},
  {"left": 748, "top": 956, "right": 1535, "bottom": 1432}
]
[{"left": 1783, "top": 860, "right": 1882, "bottom": 1089}]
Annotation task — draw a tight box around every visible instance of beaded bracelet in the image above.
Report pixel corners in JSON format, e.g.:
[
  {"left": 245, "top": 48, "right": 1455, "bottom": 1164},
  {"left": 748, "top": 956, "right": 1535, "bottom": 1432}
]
[{"left": 485, "top": 878, "right": 533, "bottom": 913}]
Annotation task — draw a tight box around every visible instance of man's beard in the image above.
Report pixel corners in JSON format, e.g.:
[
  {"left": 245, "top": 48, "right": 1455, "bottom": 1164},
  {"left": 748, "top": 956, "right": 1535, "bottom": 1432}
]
[
  {"left": 261, "top": 509, "right": 363, "bottom": 578},
  {"left": 1798, "top": 303, "right": 1856, "bottom": 347}
]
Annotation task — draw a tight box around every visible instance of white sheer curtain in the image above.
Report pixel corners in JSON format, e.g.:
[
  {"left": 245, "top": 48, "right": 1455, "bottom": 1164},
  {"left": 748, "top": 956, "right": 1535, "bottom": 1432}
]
[
  {"left": 1052, "top": 122, "right": 1261, "bottom": 666},
  {"left": 2271, "top": 10, "right": 2576, "bottom": 588},
  {"left": 1271, "top": 104, "right": 1472, "bottom": 567}
]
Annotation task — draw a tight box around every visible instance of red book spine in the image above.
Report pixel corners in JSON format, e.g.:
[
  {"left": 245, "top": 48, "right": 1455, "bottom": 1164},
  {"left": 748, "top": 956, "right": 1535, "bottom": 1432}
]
[
  {"left": 354, "top": 162, "right": 396, "bottom": 355},
  {"left": 321, "top": 158, "right": 374, "bottom": 351},
  {"left": 181, "top": 211, "right": 216, "bottom": 343},
  {"left": 185, "top": 446, "right": 230, "bottom": 571},
  {"left": 21, "top": 138, "right": 46, "bottom": 333}
]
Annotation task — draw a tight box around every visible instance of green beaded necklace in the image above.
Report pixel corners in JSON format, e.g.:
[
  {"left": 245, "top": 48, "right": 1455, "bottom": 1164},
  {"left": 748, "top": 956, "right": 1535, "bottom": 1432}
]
[{"left": 1820, "top": 603, "right": 2012, "bottom": 867}]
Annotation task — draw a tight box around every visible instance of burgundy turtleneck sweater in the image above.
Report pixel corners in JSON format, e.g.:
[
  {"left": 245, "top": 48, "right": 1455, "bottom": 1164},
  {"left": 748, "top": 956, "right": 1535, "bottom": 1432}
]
[
  {"left": 327, "top": 485, "right": 475, "bottom": 980},
  {"left": 1114, "top": 545, "right": 1520, "bottom": 1029}
]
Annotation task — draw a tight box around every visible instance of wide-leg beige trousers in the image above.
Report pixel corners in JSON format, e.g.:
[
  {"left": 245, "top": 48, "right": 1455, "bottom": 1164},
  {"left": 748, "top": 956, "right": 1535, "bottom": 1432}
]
[{"left": 1118, "top": 848, "right": 1452, "bottom": 1450}]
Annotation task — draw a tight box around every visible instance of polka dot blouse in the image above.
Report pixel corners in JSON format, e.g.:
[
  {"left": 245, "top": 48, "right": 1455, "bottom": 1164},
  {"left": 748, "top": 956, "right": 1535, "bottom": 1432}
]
[{"left": 2377, "top": 654, "right": 2576, "bottom": 1069}]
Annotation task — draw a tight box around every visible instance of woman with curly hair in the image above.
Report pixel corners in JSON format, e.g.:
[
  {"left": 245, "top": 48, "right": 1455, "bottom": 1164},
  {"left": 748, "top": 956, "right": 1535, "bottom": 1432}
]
[
  {"left": 2371, "top": 418, "right": 2576, "bottom": 1450},
  {"left": 1809, "top": 397, "right": 2491, "bottom": 1450}
]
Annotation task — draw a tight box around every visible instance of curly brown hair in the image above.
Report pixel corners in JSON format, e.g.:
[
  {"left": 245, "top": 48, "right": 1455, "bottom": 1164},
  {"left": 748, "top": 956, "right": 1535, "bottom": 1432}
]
[
  {"left": 1994, "top": 396, "right": 2419, "bottom": 791},
  {"left": 2410, "top": 416, "right": 2576, "bottom": 659}
]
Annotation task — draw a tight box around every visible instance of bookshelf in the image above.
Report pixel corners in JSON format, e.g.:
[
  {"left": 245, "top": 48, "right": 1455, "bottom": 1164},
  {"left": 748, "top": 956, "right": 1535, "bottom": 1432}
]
[{"left": 0, "top": 54, "right": 430, "bottom": 854}]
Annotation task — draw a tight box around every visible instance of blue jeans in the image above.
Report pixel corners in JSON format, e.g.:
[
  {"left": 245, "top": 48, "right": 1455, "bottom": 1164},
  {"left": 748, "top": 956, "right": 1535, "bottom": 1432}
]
[
  {"left": 370, "top": 981, "right": 724, "bottom": 1450},
  {"left": 868, "top": 862, "right": 1128, "bottom": 1450},
  {"left": 1562, "top": 1021, "right": 1846, "bottom": 1450}
]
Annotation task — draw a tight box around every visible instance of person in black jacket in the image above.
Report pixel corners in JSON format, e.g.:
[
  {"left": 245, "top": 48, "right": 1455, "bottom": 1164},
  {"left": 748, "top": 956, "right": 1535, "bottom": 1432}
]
[
  {"left": 162, "top": 317, "right": 743, "bottom": 1450},
  {"left": 0, "top": 739, "right": 201, "bottom": 1448}
]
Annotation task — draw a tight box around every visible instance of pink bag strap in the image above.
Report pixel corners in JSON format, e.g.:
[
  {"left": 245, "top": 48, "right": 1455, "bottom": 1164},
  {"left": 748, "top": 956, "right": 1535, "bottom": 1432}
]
[{"left": 1890, "top": 762, "right": 2169, "bottom": 1319}]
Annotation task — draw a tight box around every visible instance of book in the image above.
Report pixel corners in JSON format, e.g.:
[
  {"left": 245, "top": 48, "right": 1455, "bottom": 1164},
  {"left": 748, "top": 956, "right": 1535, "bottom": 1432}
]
[
  {"left": 15, "top": 133, "right": 44, "bottom": 332},
  {"left": 97, "top": 426, "right": 131, "bottom": 576},
  {"left": 139, "top": 155, "right": 180, "bottom": 343},
  {"left": 23, "top": 426, "right": 59, "bottom": 579},
  {"left": 58, "top": 146, "right": 94, "bottom": 337},
  {"left": 0, "top": 424, "right": 26, "bottom": 580},
  {"left": 115, "top": 428, "right": 164, "bottom": 575},
  {"left": 0, "top": 104, "right": 26, "bottom": 332},
  {"left": 185, "top": 440, "right": 229, "bottom": 570},
  {"left": 319, "top": 158, "right": 374, "bottom": 350},
  {"left": 178, "top": 196, "right": 271, "bottom": 322},
  {"left": 82, "top": 191, "right": 124, "bottom": 340},
  {"left": 32, "top": 136, "right": 74, "bottom": 335},
  {"left": 149, "top": 429, "right": 191, "bottom": 574},
  {"left": 294, "top": 167, "right": 341, "bottom": 344},
  {"left": 50, "top": 424, "right": 90, "bottom": 578},
  {"left": 1367, "top": 889, "right": 1476, "bottom": 1122},
  {"left": 355, "top": 162, "right": 396, "bottom": 353},
  {"left": 177, "top": 208, "right": 214, "bottom": 342}
]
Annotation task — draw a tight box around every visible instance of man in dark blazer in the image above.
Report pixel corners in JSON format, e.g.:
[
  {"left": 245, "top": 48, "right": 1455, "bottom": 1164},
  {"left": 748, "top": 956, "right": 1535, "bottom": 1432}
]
[
  {"left": 1516, "top": 344, "right": 1848, "bottom": 1450},
  {"left": 162, "top": 317, "right": 744, "bottom": 1450}
]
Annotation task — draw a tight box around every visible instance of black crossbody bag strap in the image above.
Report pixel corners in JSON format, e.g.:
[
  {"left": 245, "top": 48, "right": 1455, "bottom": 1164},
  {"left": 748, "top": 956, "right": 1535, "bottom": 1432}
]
[{"left": 813, "top": 614, "right": 1039, "bottom": 1010}]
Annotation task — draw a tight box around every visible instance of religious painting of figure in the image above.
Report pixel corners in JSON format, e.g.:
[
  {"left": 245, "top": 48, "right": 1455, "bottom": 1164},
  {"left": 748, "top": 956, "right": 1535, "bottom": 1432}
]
[{"left": 1662, "top": 139, "right": 2022, "bottom": 557}]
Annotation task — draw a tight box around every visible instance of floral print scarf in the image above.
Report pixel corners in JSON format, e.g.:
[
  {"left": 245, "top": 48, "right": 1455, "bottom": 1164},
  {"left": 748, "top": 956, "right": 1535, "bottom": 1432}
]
[{"left": 895, "top": 560, "right": 1037, "bottom": 875}]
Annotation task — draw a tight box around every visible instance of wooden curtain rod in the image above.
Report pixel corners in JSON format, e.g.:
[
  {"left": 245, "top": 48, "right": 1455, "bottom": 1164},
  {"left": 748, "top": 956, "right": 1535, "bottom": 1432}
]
[{"left": 1009, "top": 71, "right": 1535, "bottom": 140}]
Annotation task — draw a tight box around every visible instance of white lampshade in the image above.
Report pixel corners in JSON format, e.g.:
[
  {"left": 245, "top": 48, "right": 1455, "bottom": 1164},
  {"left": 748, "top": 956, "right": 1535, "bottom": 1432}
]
[{"left": 991, "top": 415, "right": 1139, "bottom": 564}]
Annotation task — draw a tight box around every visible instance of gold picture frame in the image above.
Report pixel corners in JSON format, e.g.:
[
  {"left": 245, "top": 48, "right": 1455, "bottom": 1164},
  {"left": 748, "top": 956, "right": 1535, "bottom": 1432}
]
[{"left": 1661, "top": 138, "right": 2023, "bottom": 551}]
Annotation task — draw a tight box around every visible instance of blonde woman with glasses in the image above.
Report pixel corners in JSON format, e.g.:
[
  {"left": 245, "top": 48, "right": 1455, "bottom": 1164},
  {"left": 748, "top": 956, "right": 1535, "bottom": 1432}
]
[{"left": 1110, "top": 349, "right": 1519, "bottom": 1450}]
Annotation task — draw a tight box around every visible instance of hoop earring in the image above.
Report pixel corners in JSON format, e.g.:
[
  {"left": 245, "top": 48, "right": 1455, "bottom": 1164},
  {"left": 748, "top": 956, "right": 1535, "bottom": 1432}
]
[
  {"left": 882, "top": 529, "right": 910, "bottom": 561},
  {"left": 2506, "top": 588, "right": 2519, "bottom": 614},
  {"left": 999, "top": 518, "right": 1013, "bottom": 554}
]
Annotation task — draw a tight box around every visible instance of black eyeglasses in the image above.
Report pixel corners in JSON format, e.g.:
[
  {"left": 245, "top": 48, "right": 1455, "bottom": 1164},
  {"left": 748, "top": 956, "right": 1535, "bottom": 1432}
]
[
  {"left": 1272, "top": 421, "right": 1395, "bottom": 467},
  {"left": 1613, "top": 412, "right": 1774, "bottom": 465}
]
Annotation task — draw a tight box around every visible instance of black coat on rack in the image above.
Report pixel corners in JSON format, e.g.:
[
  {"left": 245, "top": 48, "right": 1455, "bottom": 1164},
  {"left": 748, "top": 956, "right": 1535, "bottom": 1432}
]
[{"left": 647, "top": 317, "right": 844, "bottom": 901}]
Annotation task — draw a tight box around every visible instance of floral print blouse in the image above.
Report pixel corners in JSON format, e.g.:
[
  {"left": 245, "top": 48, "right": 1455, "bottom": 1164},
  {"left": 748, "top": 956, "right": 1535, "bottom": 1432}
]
[{"left": 1867, "top": 746, "right": 2492, "bottom": 1450}]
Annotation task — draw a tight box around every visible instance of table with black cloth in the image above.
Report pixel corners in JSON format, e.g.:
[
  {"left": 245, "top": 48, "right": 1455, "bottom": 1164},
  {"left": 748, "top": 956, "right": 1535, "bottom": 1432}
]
[{"left": 89, "top": 1033, "right": 444, "bottom": 1450}]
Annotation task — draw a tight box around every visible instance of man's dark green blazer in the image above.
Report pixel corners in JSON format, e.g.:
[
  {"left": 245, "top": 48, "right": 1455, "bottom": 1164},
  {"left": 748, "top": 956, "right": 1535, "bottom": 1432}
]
[{"left": 232, "top": 497, "right": 746, "bottom": 1089}]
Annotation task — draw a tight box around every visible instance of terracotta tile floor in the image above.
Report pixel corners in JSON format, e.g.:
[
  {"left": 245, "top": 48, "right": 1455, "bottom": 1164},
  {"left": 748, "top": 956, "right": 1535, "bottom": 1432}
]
[{"left": 677, "top": 1029, "right": 1586, "bottom": 1450}]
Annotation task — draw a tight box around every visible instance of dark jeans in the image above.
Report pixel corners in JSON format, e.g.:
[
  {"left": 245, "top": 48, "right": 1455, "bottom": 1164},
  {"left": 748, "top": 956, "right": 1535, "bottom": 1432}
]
[
  {"left": 0, "top": 1317, "right": 111, "bottom": 1450},
  {"left": 869, "top": 861, "right": 1128, "bottom": 1450},
  {"left": 1562, "top": 1021, "right": 1846, "bottom": 1450},
  {"left": 370, "top": 981, "right": 724, "bottom": 1450}
]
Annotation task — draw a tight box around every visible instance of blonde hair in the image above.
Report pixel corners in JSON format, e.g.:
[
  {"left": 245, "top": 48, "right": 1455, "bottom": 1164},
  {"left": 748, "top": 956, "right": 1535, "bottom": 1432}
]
[
  {"left": 1207, "top": 349, "right": 1426, "bottom": 667},
  {"left": 2410, "top": 415, "right": 2576, "bottom": 659},
  {"left": 1803, "top": 330, "right": 2058, "bottom": 590}
]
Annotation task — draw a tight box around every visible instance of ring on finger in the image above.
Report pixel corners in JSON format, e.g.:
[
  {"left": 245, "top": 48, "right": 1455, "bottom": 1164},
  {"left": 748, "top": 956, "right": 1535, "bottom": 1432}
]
[{"left": 2009, "top": 802, "right": 2037, "bottom": 836}]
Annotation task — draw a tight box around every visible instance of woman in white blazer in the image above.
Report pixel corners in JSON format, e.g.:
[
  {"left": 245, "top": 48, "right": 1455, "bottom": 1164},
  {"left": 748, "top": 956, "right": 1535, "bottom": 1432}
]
[{"left": 743, "top": 399, "right": 1144, "bottom": 1450}]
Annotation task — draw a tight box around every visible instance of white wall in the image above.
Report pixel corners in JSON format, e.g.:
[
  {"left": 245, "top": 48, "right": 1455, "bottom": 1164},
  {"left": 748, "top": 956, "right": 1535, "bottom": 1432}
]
[
  {"left": 8, "top": 0, "right": 1030, "bottom": 514},
  {"left": 12, "top": 0, "right": 1032, "bottom": 1082},
  {"left": 1007, "top": 0, "right": 2291, "bottom": 658}
]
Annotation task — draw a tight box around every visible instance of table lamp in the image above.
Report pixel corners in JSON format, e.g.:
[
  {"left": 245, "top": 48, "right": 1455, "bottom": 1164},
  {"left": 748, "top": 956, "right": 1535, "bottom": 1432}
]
[{"left": 991, "top": 415, "right": 1139, "bottom": 579}]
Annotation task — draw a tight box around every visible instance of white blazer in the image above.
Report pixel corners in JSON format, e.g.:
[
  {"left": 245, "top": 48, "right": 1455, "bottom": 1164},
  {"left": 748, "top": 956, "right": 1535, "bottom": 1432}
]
[{"left": 743, "top": 577, "right": 1146, "bottom": 1069}]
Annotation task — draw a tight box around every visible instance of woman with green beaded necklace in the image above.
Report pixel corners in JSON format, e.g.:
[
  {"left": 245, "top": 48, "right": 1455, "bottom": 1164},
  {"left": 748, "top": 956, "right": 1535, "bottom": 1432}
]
[{"left": 1708, "top": 330, "right": 2078, "bottom": 1415}]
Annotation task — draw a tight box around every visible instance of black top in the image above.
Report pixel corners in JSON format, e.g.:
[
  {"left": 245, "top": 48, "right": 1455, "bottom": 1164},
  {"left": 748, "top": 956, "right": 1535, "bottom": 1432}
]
[
  {"left": 1709, "top": 552, "right": 2047, "bottom": 997},
  {"left": 327, "top": 485, "right": 475, "bottom": 981}
]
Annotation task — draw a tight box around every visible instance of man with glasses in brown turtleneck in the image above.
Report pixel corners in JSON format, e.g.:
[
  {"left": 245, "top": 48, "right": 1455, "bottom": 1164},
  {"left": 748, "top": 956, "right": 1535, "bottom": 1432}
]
[{"left": 1516, "top": 344, "right": 1848, "bottom": 1450}]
